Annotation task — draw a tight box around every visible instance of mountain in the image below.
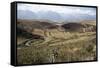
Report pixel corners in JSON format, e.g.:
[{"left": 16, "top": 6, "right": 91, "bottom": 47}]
[
  {"left": 62, "top": 21, "right": 96, "bottom": 32},
  {"left": 17, "top": 19, "right": 59, "bottom": 33},
  {"left": 17, "top": 19, "right": 96, "bottom": 34},
  {"left": 37, "top": 11, "right": 62, "bottom": 22},
  {"left": 62, "top": 23, "right": 84, "bottom": 32},
  {"left": 61, "top": 13, "right": 96, "bottom": 22},
  {"left": 17, "top": 10, "right": 96, "bottom": 22},
  {"left": 17, "top": 10, "right": 38, "bottom": 19}
]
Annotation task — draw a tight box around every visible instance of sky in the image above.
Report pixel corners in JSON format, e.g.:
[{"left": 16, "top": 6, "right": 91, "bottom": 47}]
[{"left": 17, "top": 3, "right": 96, "bottom": 22}]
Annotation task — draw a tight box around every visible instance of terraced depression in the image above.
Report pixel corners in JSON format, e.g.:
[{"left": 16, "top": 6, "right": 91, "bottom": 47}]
[{"left": 17, "top": 19, "right": 96, "bottom": 65}]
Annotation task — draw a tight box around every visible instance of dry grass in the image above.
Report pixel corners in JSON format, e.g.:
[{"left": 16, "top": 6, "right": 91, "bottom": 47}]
[{"left": 17, "top": 30, "right": 96, "bottom": 65}]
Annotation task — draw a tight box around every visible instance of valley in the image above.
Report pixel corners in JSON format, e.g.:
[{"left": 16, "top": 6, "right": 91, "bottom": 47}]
[{"left": 17, "top": 19, "right": 96, "bottom": 65}]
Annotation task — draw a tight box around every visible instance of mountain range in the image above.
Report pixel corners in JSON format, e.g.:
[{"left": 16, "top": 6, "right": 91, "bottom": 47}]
[{"left": 17, "top": 10, "right": 96, "bottom": 22}]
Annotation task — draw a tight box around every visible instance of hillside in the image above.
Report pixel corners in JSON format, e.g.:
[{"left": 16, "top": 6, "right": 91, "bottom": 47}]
[
  {"left": 62, "top": 21, "right": 96, "bottom": 32},
  {"left": 17, "top": 19, "right": 96, "bottom": 65},
  {"left": 17, "top": 19, "right": 59, "bottom": 32}
]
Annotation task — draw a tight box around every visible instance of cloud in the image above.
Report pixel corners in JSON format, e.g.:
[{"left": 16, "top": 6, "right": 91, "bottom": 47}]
[
  {"left": 17, "top": 3, "right": 96, "bottom": 21},
  {"left": 17, "top": 3, "right": 96, "bottom": 15}
]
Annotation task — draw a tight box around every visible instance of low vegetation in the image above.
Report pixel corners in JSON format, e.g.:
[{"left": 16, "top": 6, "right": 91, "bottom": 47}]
[{"left": 17, "top": 20, "right": 96, "bottom": 65}]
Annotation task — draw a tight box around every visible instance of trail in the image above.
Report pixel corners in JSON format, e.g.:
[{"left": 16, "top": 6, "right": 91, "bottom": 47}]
[{"left": 17, "top": 32, "right": 95, "bottom": 49}]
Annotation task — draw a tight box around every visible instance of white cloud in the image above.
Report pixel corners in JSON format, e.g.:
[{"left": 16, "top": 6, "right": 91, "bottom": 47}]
[{"left": 17, "top": 3, "right": 96, "bottom": 17}]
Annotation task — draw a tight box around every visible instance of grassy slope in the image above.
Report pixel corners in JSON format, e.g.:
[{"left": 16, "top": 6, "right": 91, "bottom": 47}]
[
  {"left": 17, "top": 31, "right": 96, "bottom": 65},
  {"left": 17, "top": 20, "right": 96, "bottom": 65}
]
